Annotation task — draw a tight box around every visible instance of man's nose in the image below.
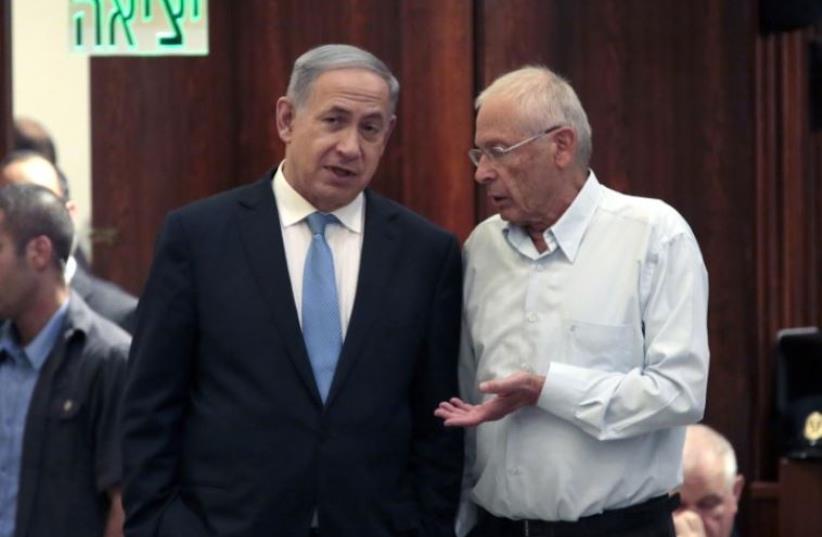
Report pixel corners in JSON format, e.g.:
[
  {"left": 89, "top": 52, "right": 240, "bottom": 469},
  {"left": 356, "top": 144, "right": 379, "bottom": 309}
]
[
  {"left": 336, "top": 128, "right": 361, "bottom": 157},
  {"left": 474, "top": 155, "right": 496, "bottom": 185}
]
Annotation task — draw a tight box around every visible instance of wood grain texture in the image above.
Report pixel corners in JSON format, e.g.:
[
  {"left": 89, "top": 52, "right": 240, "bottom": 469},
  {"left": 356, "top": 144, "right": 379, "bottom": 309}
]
[
  {"left": 91, "top": 0, "right": 236, "bottom": 294},
  {"left": 748, "top": 481, "right": 779, "bottom": 537},
  {"left": 399, "top": 0, "right": 475, "bottom": 240},
  {"left": 779, "top": 460, "right": 822, "bottom": 537},
  {"left": 754, "top": 26, "right": 821, "bottom": 489},
  {"left": 93, "top": 0, "right": 476, "bottom": 294}
]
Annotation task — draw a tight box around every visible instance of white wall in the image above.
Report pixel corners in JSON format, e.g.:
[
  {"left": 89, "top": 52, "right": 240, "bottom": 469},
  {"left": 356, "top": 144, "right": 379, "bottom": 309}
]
[{"left": 12, "top": 0, "right": 91, "bottom": 255}]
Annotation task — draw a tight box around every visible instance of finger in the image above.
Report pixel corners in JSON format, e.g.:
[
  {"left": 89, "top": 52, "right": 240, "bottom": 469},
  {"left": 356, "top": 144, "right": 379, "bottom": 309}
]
[
  {"left": 478, "top": 380, "right": 506, "bottom": 394},
  {"left": 450, "top": 399, "right": 475, "bottom": 410},
  {"left": 440, "top": 401, "right": 470, "bottom": 413},
  {"left": 479, "top": 373, "right": 528, "bottom": 394},
  {"left": 434, "top": 406, "right": 450, "bottom": 416},
  {"left": 434, "top": 404, "right": 458, "bottom": 417}
]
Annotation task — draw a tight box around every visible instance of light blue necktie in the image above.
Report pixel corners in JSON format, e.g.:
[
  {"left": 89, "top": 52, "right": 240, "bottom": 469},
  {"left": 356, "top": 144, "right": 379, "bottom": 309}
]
[{"left": 302, "top": 212, "right": 342, "bottom": 402}]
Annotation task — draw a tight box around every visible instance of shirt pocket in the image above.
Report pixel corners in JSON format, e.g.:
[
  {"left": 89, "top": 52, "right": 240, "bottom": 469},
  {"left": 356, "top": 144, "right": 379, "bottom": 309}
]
[
  {"left": 45, "top": 392, "right": 90, "bottom": 468},
  {"left": 562, "top": 319, "right": 640, "bottom": 373}
]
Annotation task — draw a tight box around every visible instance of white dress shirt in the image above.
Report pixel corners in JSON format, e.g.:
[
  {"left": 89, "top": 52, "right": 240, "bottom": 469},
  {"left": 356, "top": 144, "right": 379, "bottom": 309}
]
[
  {"left": 458, "top": 171, "right": 709, "bottom": 532},
  {"left": 272, "top": 162, "right": 364, "bottom": 336}
]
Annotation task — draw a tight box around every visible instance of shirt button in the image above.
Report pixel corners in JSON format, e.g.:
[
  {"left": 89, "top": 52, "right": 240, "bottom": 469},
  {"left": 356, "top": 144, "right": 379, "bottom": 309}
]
[
  {"left": 535, "top": 264, "right": 544, "bottom": 272},
  {"left": 63, "top": 400, "right": 74, "bottom": 413},
  {"left": 508, "top": 467, "right": 520, "bottom": 476},
  {"left": 526, "top": 312, "right": 539, "bottom": 323}
]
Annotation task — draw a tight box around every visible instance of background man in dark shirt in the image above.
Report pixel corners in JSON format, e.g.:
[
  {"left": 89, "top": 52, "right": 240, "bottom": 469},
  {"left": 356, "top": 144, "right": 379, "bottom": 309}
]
[{"left": 0, "top": 183, "right": 129, "bottom": 537}]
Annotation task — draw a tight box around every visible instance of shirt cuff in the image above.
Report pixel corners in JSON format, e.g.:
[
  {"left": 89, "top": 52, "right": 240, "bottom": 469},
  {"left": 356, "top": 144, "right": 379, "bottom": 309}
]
[{"left": 537, "top": 361, "right": 592, "bottom": 422}]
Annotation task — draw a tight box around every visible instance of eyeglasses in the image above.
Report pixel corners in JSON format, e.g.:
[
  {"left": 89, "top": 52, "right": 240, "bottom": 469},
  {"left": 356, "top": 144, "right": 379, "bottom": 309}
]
[{"left": 468, "top": 124, "right": 564, "bottom": 167}]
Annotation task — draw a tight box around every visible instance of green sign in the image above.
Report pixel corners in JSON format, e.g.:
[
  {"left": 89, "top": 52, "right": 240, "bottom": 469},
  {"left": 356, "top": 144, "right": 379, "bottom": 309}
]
[{"left": 70, "top": 0, "right": 208, "bottom": 56}]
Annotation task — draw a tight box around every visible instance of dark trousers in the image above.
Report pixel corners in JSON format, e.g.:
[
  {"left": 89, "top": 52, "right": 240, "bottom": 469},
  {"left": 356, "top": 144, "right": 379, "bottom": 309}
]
[{"left": 469, "top": 495, "right": 678, "bottom": 537}]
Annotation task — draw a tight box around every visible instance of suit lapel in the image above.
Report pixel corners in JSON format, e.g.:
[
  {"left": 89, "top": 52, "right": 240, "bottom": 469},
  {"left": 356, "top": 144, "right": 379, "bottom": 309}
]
[
  {"left": 235, "top": 177, "right": 322, "bottom": 405},
  {"left": 326, "top": 191, "right": 400, "bottom": 407}
]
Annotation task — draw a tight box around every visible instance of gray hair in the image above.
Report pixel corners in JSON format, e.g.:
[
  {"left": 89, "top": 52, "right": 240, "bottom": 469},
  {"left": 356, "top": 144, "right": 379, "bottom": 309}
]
[
  {"left": 476, "top": 65, "right": 592, "bottom": 168},
  {"left": 684, "top": 424, "right": 739, "bottom": 490},
  {"left": 287, "top": 44, "right": 400, "bottom": 114}
]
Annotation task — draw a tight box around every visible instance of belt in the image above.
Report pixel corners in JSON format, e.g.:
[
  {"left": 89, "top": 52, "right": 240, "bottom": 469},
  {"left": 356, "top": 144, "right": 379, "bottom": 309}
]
[{"left": 478, "top": 494, "right": 679, "bottom": 537}]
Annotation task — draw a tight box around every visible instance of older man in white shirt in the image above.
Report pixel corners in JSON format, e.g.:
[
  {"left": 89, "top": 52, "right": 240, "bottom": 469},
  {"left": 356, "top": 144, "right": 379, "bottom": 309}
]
[{"left": 436, "top": 66, "right": 710, "bottom": 537}]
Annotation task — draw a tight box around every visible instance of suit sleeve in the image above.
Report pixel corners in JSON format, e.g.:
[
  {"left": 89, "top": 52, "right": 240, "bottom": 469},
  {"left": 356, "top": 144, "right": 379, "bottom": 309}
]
[
  {"left": 120, "top": 212, "right": 209, "bottom": 537},
  {"left": 411, "top": 235, "right": 464, "bottom": 537},
  {"left": 93, "top": 341, "right": 130, "bottom": 493}
]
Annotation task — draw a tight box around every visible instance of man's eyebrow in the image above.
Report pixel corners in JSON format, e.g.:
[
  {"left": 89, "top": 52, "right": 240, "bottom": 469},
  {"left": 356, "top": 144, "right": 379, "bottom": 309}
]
[
  {"left": 698, "top": 494, "right": 722, "bottom": 505},
  {"left": 475, "top": 137, "right": 507, "bottom": 147},
  {"left": 320, "top": 105, "right": 352, "bottom": 116},
  {"left": 361, "top": 112, "right": 386, "bottom": 122}
]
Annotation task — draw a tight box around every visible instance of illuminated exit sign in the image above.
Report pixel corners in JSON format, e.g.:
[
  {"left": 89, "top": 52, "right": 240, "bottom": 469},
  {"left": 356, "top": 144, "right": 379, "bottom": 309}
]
[{"left": 70, "top": 0, "right": 208, "bottom": 56}]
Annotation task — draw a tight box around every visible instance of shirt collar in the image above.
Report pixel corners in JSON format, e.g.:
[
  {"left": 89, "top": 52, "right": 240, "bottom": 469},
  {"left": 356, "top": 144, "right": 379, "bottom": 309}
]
[
  {"left": 272, "top": 161, "right": 364, "bottom": 233},
  {"left": 64, "top": 255, "right": 77, "bottom": 284},
  {"left": 502, "top": 170, "right": 601, "bottom": 262},
  {"left": 549, "top": 170, "right": 602, "bottom": 262},
  {"left": 0, "top": 297, "right": 70, "bottom": 370}
]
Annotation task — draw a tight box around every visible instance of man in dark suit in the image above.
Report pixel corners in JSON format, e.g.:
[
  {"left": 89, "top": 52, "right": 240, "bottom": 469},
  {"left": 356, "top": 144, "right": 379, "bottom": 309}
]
[
  {"left": 0, "top": 151, "right": 138, "bottom": 333},
  {"left": 0, "top": 183, "right": 129, "bottom": 537},
  {"left": 120, "top": 44, "right": 463, "bottom": 537}
]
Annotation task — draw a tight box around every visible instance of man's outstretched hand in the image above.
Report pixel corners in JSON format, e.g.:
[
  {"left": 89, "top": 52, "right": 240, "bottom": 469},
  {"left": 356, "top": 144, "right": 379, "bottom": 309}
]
[{"left": 434, "top": 372, "right": 545, "bottom": 427}]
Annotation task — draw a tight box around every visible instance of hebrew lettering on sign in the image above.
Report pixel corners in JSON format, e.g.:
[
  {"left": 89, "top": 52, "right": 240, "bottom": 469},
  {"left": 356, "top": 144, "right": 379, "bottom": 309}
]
[{"left": 70, "top": 0, "right": 208, "bottom": 56}]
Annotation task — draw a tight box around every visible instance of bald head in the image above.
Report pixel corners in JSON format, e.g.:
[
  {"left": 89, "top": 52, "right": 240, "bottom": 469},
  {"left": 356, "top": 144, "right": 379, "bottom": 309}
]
[
  {"left": 14, "top": 117, "right": 57, "bottom": 164},
  {"left": 1, "top": 151, "right": 64, "bottom": 199},
  {"left": 683, "top": 425, "right": 737, "bottom": 488},
  {"left": 677, "top": 425, "right": 743, "bottom": 537}
]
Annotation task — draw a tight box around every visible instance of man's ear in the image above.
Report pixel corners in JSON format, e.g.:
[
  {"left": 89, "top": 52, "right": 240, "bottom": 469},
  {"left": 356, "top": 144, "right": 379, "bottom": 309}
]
[
  {"left": 732, "top": 474, "right": 744, "bottom": 502},
  {"left": 276, "top": 97, "right": 296, "bottom": 143},
  {"left": 25, "top": 235, "right": 54, "bottom": 272},
  {"left": 553, "top": 127, "right": 578, "bottom": 169}
]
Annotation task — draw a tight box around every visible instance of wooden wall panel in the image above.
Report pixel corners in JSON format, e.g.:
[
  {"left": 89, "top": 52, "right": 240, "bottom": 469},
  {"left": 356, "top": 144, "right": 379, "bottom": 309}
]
[
  {"left": 399, "top": 1, "right": 475, "bottom": 239},
  {"left": 778, "top": 460, "right": 822, "bottom": 537},
  {"left": 748, "top": 482, "right": 779, "bottom": 537},
  {"left": 0, "top": 0, "right": 11, "bottom": 155},
  {"left": 754, "top": 26, "right": 821, "bottom": 483},
  {"left": 91, "top": 0, "right": 236, "bottom": 294},
  {"left": 479, "top": 0, "right": 757, "bottom": 475},
  {"left": 94, "top": 0, "right": 475, "bottom": 294}
]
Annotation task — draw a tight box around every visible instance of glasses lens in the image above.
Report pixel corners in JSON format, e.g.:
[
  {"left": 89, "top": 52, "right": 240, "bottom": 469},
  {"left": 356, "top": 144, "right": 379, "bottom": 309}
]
[{"left": 468, "top": 149, "right": 483, "bottom": 166}]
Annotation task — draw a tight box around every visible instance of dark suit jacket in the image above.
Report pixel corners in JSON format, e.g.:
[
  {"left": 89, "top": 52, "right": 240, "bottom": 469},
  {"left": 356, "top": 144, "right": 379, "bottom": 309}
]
[
  {"left": 15, "top": 292, "right": 129, "bottom": 537},
  {"left": 121, "top": 176, "right": 463, "bottom": 537},
  {"left": 71, "top": 263, "right": 138, "bottom": 334}
]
